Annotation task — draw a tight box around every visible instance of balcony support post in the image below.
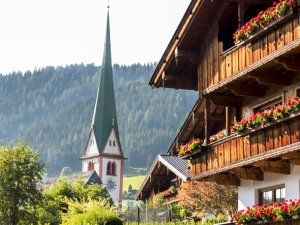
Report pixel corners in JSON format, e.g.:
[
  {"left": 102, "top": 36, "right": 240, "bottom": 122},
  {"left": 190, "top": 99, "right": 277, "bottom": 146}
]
[
  {"left": 226, "top": 106, "right": 231, "bottom": 136},
  {"left": 204, "top": 96, "right": 211, "bottom": 145},
  {"left": 238, "top": 0, "right": 245, "bottom": 28}
]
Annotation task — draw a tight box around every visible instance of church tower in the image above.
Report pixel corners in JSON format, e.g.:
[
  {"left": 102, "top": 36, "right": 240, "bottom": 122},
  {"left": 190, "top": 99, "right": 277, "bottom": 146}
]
[{"left": 81, "top": 8, "right": 125, "bottom": 206}]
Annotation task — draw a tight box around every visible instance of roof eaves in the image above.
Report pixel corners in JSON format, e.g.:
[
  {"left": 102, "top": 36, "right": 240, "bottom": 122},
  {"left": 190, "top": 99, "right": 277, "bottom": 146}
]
[{"left": 148, "top": 0, "right": 205, "bottom": 87}]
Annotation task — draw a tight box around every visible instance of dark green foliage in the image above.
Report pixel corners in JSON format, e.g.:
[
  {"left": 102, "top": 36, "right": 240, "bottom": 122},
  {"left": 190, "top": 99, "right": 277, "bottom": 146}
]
[
  {"left": 0, "top": 63, "right": 197, "bottom": 176},
  {"left": 0, "top": 143, "right": 44, "bottom": 225}
]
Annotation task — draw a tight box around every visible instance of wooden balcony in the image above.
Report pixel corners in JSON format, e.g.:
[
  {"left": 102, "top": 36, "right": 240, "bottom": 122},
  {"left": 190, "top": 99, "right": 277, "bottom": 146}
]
[
  {"left": 190, "top": 113, "right": 300, "bottom": 184},
  {"left": 202, "top": 9, "right": 300, "bottom": 96}
]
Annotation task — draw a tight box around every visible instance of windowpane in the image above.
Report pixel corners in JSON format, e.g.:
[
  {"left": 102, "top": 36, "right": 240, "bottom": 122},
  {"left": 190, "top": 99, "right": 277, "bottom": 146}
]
[
  {"left": 259, "top": 185, "right": 285, "bottom": 205},
  {"left": 262, "top": 191, "right": 273, "bottom": 204},
  {"left": 275, "top": 187, "right": 286, "bottom": 203}
]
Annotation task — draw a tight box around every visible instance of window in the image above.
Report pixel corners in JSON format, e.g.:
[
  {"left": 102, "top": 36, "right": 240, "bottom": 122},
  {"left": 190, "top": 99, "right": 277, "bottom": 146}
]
[
  {"left": 296, "top": 88, "right": 300, "bottom": 97},
  {"left": 107, "top": 161, "right": 112, "bottom": 175},
  {"left": 109, "top": 140, "right": 112, "bottom": 146},
  {"left": 113, "top": 141, "right": 116, "bottom": 147},
  {"left": 88, "top": 161, "right": 94, "bottom": 171},
  {"left": 254, "top": 97, "right": 282, "bottom": 113},
  {"left": 259, "top": 185, "right": 285, "bottom": 205},
  {"left": 112, "top": 162, "right": 116, "bottom": 176},
  {"left": 107, "top": 161, "right": 117, "bottom": 176}
]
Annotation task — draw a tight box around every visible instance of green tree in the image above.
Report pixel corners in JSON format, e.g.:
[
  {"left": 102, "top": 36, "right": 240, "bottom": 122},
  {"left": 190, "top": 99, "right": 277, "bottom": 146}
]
[
  {"left": 128, "top": 184, "right": 133, "bottom": 193},
  {"left": 0, "top": 142, "right": 44, "bottom": 225}
]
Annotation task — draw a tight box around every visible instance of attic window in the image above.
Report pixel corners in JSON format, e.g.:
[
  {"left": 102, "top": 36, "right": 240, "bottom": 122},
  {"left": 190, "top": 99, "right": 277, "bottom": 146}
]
[
  {"left": 109, "top": 140, "right": 112, "bottom": 146},
  {"left": 113, "top": 141, "right": 116, "bottom": 147}
]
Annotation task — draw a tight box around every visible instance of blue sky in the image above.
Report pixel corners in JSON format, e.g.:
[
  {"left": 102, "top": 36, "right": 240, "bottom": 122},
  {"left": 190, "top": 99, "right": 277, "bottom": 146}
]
[{"left": 0, "top": 0, "right": 190, "bottom": 74}]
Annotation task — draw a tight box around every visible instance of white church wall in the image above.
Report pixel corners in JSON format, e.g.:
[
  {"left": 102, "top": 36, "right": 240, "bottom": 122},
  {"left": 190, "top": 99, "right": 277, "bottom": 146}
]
[
  {"left": 103, "top": 130, "right": 121, "bottom": 156},
  {"left": 238, "top": 164, "right": 300, "bottom": 210},
  {"left": 81, "top": 158, "right": 100, "bottom": 174},
  {"left": 101, "top": 158, "right": 122, "bottom": 205},
  {"left": 85, "top": 132, "right": 99, "bottom": 156}
]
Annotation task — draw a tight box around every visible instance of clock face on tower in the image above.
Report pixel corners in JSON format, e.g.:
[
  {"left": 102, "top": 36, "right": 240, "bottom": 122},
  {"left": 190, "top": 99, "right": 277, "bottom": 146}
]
[{"left": 105, "top": 178, "right": 117, "bottom": 192}]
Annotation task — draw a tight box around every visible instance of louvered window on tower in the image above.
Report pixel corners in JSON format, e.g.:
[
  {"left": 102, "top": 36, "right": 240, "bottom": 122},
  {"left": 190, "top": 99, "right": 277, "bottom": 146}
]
[
  {"left": 88, "top": 161, "right": 94, "bottom": 171},
  {"left": 107, "top": 161, "right": 116, "bottom": 176}
]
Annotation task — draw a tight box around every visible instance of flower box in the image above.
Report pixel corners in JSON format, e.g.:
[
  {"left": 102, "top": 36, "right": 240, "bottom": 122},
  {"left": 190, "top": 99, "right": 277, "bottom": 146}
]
[
  {"left": 234, "top": 9, "right": 295, "bottom": 46},
  {"left": 231, "top": 200, "right": 300, "bottom": 225},
  {"left": 233, "top": 0, "right": 298, "bottom": 43}
]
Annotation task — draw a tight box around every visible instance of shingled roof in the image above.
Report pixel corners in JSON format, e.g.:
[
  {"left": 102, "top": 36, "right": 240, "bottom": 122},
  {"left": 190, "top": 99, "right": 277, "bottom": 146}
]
[
  {"left": 91, "top": 10, "right": 120, "bottom": 153},
  {"left": 135, "top": 154, "right": 190, "bottom": 200}
]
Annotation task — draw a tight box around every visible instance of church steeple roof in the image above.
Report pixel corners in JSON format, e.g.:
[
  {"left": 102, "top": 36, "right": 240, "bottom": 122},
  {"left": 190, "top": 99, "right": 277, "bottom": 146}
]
[{"left": 91, "top": 9, "right": 120, "bottom": 154}]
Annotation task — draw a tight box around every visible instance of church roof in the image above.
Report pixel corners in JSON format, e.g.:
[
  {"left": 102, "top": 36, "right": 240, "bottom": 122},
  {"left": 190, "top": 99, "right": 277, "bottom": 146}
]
[
  {"left": 92, "top": 10, "right": 121, "bottom": 154},
  {"left": 84, "top": 171, "right": 103, "bottom": 185}
]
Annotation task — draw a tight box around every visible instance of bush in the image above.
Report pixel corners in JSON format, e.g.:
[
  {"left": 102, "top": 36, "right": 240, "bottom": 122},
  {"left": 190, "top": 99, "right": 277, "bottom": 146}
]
[{"left": 61, "top": 200, "right": 122, "bottom": 225}]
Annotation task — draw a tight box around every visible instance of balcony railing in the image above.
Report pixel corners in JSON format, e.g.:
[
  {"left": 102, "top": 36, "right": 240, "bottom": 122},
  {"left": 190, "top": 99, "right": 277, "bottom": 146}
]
[
  {"left": 202, "top": 9, "right": 300, "bottom": 94},
  {"left": 190, "top": 113, "right": 300, "bottom": 178}
]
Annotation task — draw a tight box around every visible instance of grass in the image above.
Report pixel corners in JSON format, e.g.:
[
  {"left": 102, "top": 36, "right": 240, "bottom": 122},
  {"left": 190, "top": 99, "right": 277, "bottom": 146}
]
[{"left": 123, "top": 175, "right": 146, "bottom": 192}]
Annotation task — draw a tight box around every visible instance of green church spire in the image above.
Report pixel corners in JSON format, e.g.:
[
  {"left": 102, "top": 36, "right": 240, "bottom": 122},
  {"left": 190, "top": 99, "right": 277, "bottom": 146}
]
[{"left": 92, "top": 8, "right": 120, "bottom": 153}]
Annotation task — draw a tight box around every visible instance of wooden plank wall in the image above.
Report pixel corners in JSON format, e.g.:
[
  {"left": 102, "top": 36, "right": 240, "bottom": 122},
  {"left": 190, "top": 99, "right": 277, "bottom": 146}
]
[
  {"left": 190, "top": 117, "right": 300, "bottom": 175},
  {"left": 199, "top": 16, "right": 300, "bottom": 92}
]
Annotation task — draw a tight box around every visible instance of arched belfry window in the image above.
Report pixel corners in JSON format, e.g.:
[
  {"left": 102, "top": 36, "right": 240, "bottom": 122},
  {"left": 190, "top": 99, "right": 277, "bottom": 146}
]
[
  {"left": 88, "top": 161, "right": 94, "bottom": 171},
  {"left": 112, "top": 162, "right": 116, "bottom": 176},
  {"left": 107, "top": 161, "right": 117, "bottom": 176},
  {"left": 107, "top": 161, "right": 112, "bottom": 175}
]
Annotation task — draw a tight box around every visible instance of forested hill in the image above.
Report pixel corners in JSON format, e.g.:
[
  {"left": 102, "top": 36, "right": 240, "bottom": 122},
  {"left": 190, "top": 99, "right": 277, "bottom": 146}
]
[{"left": 0, "top": 64, "right": 197, "bottom": 176}]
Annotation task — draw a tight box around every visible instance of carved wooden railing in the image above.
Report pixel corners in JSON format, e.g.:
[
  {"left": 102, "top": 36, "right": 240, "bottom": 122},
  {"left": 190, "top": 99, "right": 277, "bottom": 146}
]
[
  {"left": 190, "top": 113, "right": 300, "bottom": 177},
  {"left": 200, "top": 10, "right": 300, "bottom": 93}
]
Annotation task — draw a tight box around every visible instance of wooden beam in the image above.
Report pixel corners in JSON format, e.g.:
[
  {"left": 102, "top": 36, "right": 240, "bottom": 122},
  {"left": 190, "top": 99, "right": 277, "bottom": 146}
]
[
  {"left": 226, "top": 84, "right": 264, "bottom": 97},
  {"left": 238, "top": 0, "right": 245, "bottom": 28},
  {"left": 275, "top": 57, "right": 300, "bottom": 71},
  {"left": 210, "top": 115, "right": 225, "bottom": 122},
  {"left": 175, "top": 47, "right": 201, "bottom": 64},
  {"left": 230, "top": 167, "right": 264, "bottom": 181},
  {"left": 291, "top": 159, "right": 300, "bottom": 165},
  {"left": 226, "top": 107, "right": 231, "bottom": 136},
  {"left": 209, "top": 173, "right": 241, "bottom": 186},
  {"left": 249, "top": 72, "right": 292, "bottom": 86},
  {"left": 204, "top": 97, "right": 211, "bottom": 145},
  {"left": 253, "top": 161, "right": 291, "bottom": 174},
  {"left": 283, "top": 151, "right": 300, "bottom": 159},
  {"left": 210, "top": 95, "right": 243, "bottom": 107}
]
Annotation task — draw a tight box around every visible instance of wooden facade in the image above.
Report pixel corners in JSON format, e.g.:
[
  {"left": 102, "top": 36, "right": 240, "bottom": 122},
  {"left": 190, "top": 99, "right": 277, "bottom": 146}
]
[
  {"left": 148, "top": 1, "right": 300, "bottom": 203},
  {"left": 199, "top": 11, "right": 300, "bottom": 94},
  {"left": 190, "top": 114, "right": 300, "bottom": 183}
]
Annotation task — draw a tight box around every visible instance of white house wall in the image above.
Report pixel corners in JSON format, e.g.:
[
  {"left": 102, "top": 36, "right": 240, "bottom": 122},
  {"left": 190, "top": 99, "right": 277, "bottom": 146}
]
[{"left": 238, "top": 164, "right": 300, "bottom": 210}]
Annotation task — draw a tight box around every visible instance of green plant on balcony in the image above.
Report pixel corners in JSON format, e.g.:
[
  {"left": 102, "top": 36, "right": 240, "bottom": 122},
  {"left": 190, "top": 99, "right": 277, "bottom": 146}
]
[
  {"left": 168, "top": 186, "right": 177, "bottom": 195},
  {"left": 231, "top": 200, "right": 300, "bottom": 225},
  {"left": 233, "top": 0, "right": 298, "bottom": 42},
  {"left": 178, "top": 138, "right": 202, "bottom": 157}
]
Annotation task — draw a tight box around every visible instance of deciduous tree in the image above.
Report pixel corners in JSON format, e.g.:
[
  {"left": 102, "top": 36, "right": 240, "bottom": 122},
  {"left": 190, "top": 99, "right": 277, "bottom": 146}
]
[
  {"left": 181, "top": 181, "right": 238, "bottom": 217},
  {"left": 0, "top": 142, "right": 44, "bottom": 225}
]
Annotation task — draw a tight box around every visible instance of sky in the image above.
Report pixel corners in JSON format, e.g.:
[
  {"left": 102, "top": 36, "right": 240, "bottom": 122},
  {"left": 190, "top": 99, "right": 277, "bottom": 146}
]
[{"left": 0, "top": 0, "right": 190, "bottom": 74}]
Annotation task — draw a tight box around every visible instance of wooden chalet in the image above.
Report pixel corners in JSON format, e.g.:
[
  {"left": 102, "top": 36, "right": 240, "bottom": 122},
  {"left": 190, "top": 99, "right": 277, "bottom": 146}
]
[
  {"left": 135, "top": 155, "right": 190, "bottom": 205},
  {"left": 149, "top": 0, "right": 300, "bottom": 213}
]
